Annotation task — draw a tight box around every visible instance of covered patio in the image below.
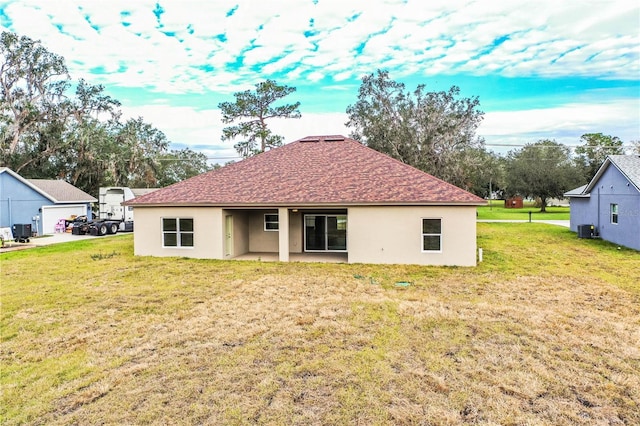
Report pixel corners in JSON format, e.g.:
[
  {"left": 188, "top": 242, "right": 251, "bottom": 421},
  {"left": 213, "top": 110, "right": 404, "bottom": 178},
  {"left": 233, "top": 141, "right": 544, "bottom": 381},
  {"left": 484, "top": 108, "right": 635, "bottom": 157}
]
[{"left": 223, "top": 207, "right": 348, "bottom": 262}]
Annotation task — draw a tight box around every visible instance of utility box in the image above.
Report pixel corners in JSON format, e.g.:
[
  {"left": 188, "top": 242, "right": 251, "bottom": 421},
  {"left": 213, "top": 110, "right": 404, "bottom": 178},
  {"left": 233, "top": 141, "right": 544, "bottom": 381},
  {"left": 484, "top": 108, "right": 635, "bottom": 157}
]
[
  {"left": 577, "top": 224, "right": 595, "bottom": 239},
  {"left": 12, "top": 224, "right": 32, "bottom": 242}
]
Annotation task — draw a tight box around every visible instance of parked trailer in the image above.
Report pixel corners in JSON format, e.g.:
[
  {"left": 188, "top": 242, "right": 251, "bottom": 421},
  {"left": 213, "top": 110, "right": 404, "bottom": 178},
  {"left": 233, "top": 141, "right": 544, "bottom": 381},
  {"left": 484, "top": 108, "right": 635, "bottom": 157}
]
[
  {"left": 71, "top": 216, "right": 122, "bottom": 236},
  {"left": 98, "top": 187, "right": 135, "bottom": 231},
  {"left": 71, "top": 187, "right": 158, "bottom": 236},
  {"left": 97, "top": 187, "right": 159, "bottom": 232}
]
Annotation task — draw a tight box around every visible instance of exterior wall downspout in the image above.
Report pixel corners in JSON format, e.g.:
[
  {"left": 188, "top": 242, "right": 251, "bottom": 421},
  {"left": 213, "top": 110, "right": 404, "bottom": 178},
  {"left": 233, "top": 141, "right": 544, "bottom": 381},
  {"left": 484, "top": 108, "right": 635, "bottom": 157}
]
[
  {"left": 278, "top": 207, "right": 289, "bottom": 262},
  {"left": 597, "top": 186, "right": 601, "bottom": 232}
]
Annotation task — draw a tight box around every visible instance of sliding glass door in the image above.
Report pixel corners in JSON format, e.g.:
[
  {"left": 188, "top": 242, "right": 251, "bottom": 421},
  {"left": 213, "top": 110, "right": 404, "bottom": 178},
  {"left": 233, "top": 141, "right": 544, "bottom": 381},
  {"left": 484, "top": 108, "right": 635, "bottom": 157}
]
[{"left": 304, "top": 215, "right": 347, "bottom": 251}]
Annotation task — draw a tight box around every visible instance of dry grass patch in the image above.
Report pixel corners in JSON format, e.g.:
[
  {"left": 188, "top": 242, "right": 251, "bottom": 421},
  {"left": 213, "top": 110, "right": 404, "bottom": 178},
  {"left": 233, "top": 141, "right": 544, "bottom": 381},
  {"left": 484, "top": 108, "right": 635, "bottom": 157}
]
[{"left": 1, "top": 226, "right": 639, "bottom": 425}]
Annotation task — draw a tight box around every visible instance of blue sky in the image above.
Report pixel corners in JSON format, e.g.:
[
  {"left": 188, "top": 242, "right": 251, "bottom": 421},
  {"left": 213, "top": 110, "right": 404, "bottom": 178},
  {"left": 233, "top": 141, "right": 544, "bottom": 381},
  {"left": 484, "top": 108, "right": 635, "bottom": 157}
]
[{"left": 1, "top": 0, "right": 638, "bottom": 162}]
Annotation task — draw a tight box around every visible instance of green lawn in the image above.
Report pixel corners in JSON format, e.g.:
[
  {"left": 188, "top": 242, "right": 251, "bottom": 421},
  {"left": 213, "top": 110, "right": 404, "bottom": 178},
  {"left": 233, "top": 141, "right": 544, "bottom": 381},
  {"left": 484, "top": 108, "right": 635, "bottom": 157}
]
[
  {"left": 1, "top": 226, "right": 638, "bottom": 425},
  {"left": 477, "top": 199, "right": 570, "bottom": 220}
]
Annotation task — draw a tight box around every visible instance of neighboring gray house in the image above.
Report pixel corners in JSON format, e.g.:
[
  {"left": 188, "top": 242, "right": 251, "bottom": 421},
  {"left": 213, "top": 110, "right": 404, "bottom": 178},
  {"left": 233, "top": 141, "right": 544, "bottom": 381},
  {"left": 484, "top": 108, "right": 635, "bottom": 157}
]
[
  {"left": 0, "top": 168, "right": 97, "bottom": 236},
  {"left": 565, "top": 155, "right": 640, "bottom": 250}
]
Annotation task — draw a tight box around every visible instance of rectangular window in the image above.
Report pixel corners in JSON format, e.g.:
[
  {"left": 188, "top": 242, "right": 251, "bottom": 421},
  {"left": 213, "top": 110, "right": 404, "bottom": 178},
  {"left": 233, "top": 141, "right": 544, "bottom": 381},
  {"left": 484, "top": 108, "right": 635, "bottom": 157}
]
[
  {"left": 422, "top": 218, "right": 442, "bottom": 252},
  {"left": 162, "top": 218, "right": 194, "bottom": 247},
  {"left": 610, "top": 204, "right": 618, "bottom": 224},
  {"left": 264, "top": 214, "right": 279, "bottom": 231}
]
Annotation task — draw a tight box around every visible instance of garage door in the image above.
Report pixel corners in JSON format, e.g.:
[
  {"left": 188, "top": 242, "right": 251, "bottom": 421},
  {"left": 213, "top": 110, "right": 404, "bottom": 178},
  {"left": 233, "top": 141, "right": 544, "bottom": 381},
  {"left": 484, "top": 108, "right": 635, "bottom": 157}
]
[{"left": 41, "top": 205, "right": 87, "bottom": 235}]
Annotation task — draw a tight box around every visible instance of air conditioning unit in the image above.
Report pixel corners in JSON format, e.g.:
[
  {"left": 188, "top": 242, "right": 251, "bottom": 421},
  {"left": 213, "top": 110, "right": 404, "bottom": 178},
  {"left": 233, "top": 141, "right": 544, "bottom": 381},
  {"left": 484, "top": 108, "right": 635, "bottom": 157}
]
[{"left": 577, "top": 224, "right": 594, "bottom": 239}]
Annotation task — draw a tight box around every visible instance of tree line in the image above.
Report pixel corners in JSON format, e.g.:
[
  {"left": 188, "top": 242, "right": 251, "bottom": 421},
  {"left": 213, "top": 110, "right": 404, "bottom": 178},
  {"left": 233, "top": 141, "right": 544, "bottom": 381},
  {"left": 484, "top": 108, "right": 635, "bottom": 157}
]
[
  {"left": 2, "top": 31, "right": 638, "bottom": 211},
  {"left": 221, "top": 70, "right": 638, "bottom": 212},
  {"left": 0, "top": 31, "right": 210, "bottom": 196}
]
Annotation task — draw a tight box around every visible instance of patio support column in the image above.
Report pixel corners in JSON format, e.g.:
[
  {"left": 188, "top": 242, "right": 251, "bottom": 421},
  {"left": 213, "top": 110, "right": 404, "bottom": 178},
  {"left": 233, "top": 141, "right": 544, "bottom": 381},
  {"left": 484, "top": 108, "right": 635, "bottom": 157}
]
[{"left": 278, "top": 207, "right": 289, "bottom": 262}]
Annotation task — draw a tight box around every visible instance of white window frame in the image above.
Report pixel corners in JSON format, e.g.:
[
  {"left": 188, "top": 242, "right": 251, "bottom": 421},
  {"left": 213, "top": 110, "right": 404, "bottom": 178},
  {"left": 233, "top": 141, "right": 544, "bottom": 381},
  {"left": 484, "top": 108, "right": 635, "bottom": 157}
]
[
  {"left": 162, "top": 217, "right": 194, "bottom": 248},
  {"left": 264, "top": 213, "right": 279, "bottom": 231},
  {"left": 421, "top": 218, "right": 442, "bottom": 253},
  {"left": 610, "top": 204, "right": 618, "bottom": 224}
]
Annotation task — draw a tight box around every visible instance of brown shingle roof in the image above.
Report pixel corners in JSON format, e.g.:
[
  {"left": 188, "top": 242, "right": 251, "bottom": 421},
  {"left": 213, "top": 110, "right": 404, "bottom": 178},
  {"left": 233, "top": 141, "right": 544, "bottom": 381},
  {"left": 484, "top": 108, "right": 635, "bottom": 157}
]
[{"left": 127, "top": 135, "right": 485, "bottom": 206}]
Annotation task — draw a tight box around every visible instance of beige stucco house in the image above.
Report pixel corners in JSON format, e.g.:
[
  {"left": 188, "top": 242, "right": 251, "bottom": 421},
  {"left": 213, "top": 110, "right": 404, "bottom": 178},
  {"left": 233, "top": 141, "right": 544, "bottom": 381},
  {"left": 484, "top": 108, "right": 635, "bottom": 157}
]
[{"left": 126, "top": 135, "right": 485, "bottom": 266}]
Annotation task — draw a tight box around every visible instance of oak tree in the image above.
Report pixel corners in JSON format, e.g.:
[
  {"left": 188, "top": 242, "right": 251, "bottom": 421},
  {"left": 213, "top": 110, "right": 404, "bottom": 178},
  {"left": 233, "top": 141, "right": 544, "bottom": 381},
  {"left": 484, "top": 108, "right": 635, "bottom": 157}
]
[
  {"left": 505, "top": 140, "right": 582, "bottom": 212},
  {"left": 155, "top": 148, "right": 210, "bottom": 187},
  {"left": 1, "top": 31, "right": 210, "bottom": 195},
  {"left": 346, "top": 70, "right": 485, "bottom": 189},
  {"left": 574, "top": 133, "right": 624, "bottom": 180}
]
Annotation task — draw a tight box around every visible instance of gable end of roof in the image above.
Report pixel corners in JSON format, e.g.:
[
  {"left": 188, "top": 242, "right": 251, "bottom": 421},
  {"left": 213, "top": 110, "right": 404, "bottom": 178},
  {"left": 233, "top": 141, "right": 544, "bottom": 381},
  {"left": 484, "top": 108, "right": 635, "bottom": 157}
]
[
  {"left": 1, "top": 167, "right": 57, "bottom": 202},
  {"left": 585, "top": 155, "right": 640, "bottom": 193}
]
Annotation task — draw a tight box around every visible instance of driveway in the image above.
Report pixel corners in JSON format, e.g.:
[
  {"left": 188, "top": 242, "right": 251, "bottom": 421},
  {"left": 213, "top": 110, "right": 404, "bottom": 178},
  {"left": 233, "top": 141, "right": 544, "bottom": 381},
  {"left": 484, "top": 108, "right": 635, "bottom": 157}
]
[{"left": 0, "top": 232, "right": 120, "bottom": 253}]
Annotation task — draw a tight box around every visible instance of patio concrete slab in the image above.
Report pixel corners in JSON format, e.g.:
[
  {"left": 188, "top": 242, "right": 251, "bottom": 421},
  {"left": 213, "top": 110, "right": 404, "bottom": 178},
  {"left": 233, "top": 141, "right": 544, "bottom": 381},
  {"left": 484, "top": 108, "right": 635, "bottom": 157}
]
[{"left": 232, "top": 252, "right": 348, "bottom": 263}]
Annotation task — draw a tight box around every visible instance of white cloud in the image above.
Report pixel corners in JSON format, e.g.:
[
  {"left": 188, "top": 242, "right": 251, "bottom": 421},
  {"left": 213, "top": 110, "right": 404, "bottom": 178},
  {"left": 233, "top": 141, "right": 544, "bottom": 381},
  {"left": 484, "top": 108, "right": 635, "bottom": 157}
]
[
  {"left": 269, "top": 112, "right": 350, "bottom": 142},
  {"left": 3, "top": 0, "right": 637, "bottom": 92},
  {"left": 118, "top": 102, "right": 349, "bottom": 163},
  {"left": 1, "top": 0, "right": 637, "bottom": 155},
  {"left": 119, "top": 103, "right": 222, "bottom": 144},
  {"left": 480, "top": 98, "right": 640, "bottom": 151}
]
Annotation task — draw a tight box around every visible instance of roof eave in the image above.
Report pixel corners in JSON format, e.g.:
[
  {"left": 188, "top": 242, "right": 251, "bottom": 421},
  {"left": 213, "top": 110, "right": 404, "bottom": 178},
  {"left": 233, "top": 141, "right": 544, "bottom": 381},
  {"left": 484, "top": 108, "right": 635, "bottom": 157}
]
[
  {"left": 56, "top": 199, "right": 98, "bottom": 204},
  {"left": 125, "top": 200, "right": 487, "bottom": 208}
]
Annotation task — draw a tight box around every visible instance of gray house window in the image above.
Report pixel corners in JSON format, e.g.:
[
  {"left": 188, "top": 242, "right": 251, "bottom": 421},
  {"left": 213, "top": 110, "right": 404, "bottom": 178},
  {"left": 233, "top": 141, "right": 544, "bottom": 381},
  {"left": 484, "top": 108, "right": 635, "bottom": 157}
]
[
  {"left": 162, "top": 218, "right": 194, "bottom": 247},
  {"left": 422, "top": 218, "right": 442, "bottom": 252},
  {"left": 610, "top": 204, "right": 618, "bottom": 224},
  {"left": 264, "top": 214, "right": 279, "bottom": 231}
]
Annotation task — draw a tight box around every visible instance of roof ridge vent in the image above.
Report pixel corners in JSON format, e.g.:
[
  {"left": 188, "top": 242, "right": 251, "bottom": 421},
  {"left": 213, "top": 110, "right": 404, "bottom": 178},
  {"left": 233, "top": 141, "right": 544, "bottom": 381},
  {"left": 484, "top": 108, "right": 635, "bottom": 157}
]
[
  {"left": 324, "top": 136, "right": 345, "bottom": 142},
  {"left": 300, "top": 138, "right": 320, "bottom": 143}
]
